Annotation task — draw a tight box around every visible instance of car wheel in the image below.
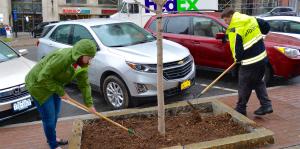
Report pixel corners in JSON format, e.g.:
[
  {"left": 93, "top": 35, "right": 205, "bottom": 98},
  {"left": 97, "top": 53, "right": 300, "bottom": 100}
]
[
  {"left": 263, "top": 65, "right": 273, "bottom": 84},
  {"left": 102, "top": 75, "right": 129, "bottom": 109},
  {"left": 33, "top": 33, "right": 36, "bottom": 38}
]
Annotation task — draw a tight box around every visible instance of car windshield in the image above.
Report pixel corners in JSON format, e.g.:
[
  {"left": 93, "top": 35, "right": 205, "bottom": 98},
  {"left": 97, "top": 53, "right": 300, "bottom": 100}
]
[
  {"left": 92, "top": 22, "right": 156, "bottom": 47},
  {"left": 0, "top": 41, "right": 18, "bottom": 62}
]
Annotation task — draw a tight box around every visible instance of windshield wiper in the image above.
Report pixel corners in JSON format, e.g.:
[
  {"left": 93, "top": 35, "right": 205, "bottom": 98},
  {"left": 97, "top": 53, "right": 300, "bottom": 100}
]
[
  {"left": 131, "top": 39, "right": 152, "bottom": 45},
  {"left": 109, "top": 39, "right": 154, "bottom": 47},
  {"left": 109, "top": 45, "right": 126, "bottom": 47}
]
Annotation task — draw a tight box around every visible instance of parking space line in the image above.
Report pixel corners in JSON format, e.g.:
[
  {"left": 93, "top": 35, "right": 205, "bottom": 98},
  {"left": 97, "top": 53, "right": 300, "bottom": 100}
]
[{"left": 196, "top": 83, "right": 238, "bottom": 93}]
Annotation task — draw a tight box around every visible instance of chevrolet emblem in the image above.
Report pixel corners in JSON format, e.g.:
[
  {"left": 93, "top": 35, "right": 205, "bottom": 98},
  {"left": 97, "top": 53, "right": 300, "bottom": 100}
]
[{"left": 178, "top": 60, "right": 184, "bottom": 65}]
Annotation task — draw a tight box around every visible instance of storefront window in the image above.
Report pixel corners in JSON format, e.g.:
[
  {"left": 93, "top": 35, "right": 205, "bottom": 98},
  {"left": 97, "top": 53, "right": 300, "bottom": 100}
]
[
  {"left": 12, "top": 0, "right": 43, "bottom": 32},
  {"left": 66, "top": 0, "right": 87, "bottom": 4},
  {"left": 98, "top": 0, "right": 117, "bottom": 5},
  {"left": 12, "top": 0, "right": 42, "bottom": 13}
]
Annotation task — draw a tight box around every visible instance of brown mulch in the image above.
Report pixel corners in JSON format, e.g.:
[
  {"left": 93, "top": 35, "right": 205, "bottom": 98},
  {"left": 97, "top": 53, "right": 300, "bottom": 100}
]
[{"left": 81, "top": 112, "right": 248, "bottom": 149}]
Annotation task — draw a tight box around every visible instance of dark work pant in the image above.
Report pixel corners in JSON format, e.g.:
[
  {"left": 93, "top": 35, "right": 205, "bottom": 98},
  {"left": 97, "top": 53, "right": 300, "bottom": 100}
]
[
  {"left": 236, "top": 61, "right": 272, "bottom": 112},
  {"left": 33, "top": 94, "right": 61, "bottom": 149}
]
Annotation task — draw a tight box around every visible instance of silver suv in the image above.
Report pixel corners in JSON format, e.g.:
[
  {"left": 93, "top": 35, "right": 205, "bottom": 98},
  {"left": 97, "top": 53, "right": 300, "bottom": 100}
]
[
  {"left": 0, "top": 40, "right": 36, "bottom": 122},
  {"left": 37, "top": 19, "right": 196, "bottom": 109}
]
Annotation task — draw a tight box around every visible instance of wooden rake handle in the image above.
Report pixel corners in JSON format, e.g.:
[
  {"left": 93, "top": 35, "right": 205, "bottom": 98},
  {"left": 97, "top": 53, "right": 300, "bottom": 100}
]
[
  {"left": 188, "top": 62, "right": 237, "bottom": 113},
  {"left": 64, "top": 98, "right": 130, "bottom": 133},
  {"left": 200, "top": 62, "right": 237, "bottom": 95}
]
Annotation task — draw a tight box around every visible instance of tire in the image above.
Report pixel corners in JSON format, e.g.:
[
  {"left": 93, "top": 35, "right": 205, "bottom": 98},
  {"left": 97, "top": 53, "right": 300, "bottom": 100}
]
[
  {"left": 33, "top": 33, "right": 36, "bottom": 38},
  {"left": 102, "top": 75, "right": 129, "bottom": 109},
  {"left": 263, "top": 65, "right": 273, "bottom": 84}
]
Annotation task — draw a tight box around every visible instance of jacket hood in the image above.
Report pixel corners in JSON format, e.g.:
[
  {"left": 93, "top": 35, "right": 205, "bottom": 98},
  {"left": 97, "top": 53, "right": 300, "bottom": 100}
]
[
  {"left": 72, "top": 39, "right": 97, "bottom": 61},
  {"left": 228, "top": 12, "right": 252, "bottom": 29}
]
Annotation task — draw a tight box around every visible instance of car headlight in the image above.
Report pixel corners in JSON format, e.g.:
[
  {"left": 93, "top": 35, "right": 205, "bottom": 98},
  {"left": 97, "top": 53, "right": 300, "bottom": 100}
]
[
  {"left": 126, "top": 61, "right": 157, "bottom": 73},
  {"left": 275, "top": 46, "right": 300, "bottom": 58}
]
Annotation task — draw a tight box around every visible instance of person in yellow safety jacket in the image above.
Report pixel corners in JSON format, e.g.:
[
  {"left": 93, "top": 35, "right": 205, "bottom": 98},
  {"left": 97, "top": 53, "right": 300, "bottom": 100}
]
[{"left": 221, "top": 7, "right": 273, "bottom": 116}]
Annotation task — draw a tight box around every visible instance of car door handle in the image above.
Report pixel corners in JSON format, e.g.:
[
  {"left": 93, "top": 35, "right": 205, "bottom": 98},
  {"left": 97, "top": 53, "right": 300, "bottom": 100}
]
[
  {"left": 48, "top": 43, "right": 53, "bottom": 47},
  {"left": 192, "top": 41, "right": 201, "bottom": 45}
]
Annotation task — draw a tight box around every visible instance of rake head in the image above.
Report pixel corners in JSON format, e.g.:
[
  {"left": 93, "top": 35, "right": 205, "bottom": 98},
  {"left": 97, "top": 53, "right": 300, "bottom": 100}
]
[{"left": 128, "top": 128, "right": 148, "bottom": 139}]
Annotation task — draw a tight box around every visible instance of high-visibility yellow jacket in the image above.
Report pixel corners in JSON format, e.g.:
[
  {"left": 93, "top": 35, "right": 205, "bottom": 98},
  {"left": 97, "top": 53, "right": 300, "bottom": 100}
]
[{"left": 226, "top": 12, "right": 267, "bottom": 65}]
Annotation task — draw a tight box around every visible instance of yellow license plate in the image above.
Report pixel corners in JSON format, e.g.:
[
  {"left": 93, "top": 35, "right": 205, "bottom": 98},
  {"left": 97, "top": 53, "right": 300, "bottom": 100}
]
[{"left": 180, "top": 80, "right": 191, "bottom": 90}]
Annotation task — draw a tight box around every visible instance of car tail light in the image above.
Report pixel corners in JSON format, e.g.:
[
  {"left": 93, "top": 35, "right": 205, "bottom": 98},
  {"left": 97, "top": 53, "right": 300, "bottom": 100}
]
[{"left": 36, "top": 40, "right": 39, "bottom": 47}]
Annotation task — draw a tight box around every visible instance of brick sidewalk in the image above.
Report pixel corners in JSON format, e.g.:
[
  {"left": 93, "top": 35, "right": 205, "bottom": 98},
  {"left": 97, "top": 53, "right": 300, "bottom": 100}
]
[{"left": 0, "top": 84, "right": 300, "bottom": 149}]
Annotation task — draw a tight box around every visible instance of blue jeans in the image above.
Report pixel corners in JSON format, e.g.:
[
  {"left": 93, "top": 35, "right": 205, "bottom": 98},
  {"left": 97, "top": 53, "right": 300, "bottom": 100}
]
[{"left": 33, "top": 94, "right": 61, "bottom": 149}]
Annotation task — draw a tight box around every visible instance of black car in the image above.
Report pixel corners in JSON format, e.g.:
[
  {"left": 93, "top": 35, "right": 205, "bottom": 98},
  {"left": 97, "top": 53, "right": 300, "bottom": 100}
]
[
  {"left": 31, "top": 21, "right": 58, "bottom": 38},
  {"left": 258, "top": 7, "right": 297, "bottom": 17}
]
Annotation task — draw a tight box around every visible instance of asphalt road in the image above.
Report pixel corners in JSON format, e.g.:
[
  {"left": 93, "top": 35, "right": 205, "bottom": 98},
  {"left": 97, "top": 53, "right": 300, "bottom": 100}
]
[{"left": 1, "top": 46, "right": 299, "bottom": 126}]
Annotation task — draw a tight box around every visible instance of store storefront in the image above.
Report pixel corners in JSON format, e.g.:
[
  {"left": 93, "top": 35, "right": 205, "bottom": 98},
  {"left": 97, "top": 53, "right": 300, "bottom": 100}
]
[
  {"left": 12, "top": 0, "right": 42, "bottom": 32},
  {"left": 59, "top": 8, "right": 92, "bottom": 20},
  {"left": 58, "top": 7, "right": 117, "bottom": 21}
]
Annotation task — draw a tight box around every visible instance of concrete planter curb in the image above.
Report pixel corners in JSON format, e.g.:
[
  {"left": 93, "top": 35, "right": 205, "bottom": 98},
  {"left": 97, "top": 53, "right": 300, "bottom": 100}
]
[{"left": 69, "top": 99, "right": 274, "bottom": 149}]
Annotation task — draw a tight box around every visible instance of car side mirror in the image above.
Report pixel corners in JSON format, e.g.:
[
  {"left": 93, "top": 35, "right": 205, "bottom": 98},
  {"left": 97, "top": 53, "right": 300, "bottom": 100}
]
[
  {"left": 215, "top": 32, "right": 225, "bottom": 39},
  {"left": 18, "top": 49, "right": 29, "bottom": 56}
]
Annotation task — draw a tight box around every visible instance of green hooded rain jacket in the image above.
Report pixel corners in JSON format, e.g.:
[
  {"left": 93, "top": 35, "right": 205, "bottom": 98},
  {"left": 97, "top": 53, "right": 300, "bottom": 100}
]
[{"left": 25, "top": 39, "right": 96, "bottom": 107}]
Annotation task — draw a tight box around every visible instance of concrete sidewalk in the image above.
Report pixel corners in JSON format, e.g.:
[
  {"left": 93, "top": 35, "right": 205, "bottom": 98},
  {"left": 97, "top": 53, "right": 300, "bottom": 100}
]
[
  {"left": 1, "top": 32, "right": 37, "bottom": 48},
  {"left": 1, "top": 84, "right": 300, "bottom": 149}
]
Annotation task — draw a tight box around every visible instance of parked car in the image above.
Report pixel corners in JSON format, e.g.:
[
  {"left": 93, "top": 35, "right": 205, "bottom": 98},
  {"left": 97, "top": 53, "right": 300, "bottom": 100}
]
[
  {"left": 259, "top": 16, "right": 300, "bottom": 39},
  {"left": 0, "top": 40, "right": 36, "bottom": 122},
  {"left": 31, "top": 21, "right": 58, "bottom": 38},
  {"left": 258, "top": 7, "right": 296, "bottom": 17},
  {"left": 144, "top": 13, "right": 300, "bottom": 83},
  {"left": 37, "top": 19, "right": 196, "bottom": 109}
]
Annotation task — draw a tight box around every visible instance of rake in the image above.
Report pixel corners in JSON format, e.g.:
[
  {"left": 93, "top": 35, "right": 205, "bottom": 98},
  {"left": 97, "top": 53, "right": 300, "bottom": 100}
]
[
  {"left": 64, "top": 98, "right": 146, "bottom": 139},
  {"left": 187, "top": 62, "right": 237, "bottom": 117}
]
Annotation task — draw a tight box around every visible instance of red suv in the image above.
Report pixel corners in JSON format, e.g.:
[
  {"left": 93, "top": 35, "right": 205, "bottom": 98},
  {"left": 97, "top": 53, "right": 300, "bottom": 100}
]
[{"left": 144, "top": 13, "right": 300, "bottom": 83}]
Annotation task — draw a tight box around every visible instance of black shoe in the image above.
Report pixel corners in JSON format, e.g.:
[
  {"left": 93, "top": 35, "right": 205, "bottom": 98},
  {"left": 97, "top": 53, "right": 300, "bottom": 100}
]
[
  {"left": 235, "top": 108, "right": 247, "bottom": 116},
  {"left": 254, "top": 106, "right": 273, "bottom": 115},
  {"left": 57, "top": 139, "right": 68, "bottom": 146}
]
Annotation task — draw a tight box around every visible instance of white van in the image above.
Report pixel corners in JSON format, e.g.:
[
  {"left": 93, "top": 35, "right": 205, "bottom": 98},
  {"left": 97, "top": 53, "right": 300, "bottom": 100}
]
[{"left": 110, "top": 0, "right": 218, "bottom": 27}]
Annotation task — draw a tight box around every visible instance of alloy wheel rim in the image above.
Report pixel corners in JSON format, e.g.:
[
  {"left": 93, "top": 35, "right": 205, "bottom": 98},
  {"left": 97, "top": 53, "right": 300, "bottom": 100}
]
[{"left": 106, "top": 82, "right": 124, "bottom": 108}]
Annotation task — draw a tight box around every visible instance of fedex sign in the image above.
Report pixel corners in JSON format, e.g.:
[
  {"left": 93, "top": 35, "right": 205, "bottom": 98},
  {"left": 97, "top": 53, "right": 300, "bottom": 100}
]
[{"left": 144, "top": 0, "right": 217, "bottom": 13}]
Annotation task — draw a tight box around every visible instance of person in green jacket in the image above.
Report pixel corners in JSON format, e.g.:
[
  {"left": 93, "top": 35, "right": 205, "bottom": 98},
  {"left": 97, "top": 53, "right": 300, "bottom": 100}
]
[{"left": 25, "top": 39, "right": 97, "bottom": 149}]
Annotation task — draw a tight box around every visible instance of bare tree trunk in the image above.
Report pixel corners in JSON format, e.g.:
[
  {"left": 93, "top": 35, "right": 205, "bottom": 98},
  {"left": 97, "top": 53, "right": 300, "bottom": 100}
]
[{"left": 156, "top": 0, "right": 165, "bottom": 136}]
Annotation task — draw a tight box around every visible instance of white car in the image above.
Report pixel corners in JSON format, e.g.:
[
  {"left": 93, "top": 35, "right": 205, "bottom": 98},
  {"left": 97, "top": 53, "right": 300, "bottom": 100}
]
[
  {"left": 37, "top": 19, "right": 196, "bottom": 109},
  {"left": 0, "top": 40, "right": 36, "bottom": 122},
  {"left": 261, "top": 16, "right": 300, "bottom": 39}
]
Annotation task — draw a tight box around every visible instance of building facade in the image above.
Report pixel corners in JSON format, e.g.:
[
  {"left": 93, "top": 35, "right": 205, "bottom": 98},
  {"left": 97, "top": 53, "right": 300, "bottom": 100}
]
[
  {"left": 43, "top": 0, "right": 117, "bottom": 22},
  {"left": 12, "top": 0, "right": 43, "bottom": 32},
  {"left": 0, "top": 0, "right": 117, "bottom": 32},
  {"left": 0, "top": 1, "right": 12, "bottom": 25}
]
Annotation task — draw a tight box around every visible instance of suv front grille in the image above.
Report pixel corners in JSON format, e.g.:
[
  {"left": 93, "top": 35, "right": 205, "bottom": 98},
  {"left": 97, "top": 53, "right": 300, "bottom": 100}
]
[
  {"left": 0, "top": 85, "right": 30, "bottom": 103},
  {"left": 163, "top": 60, "right": 193, "bottom": 80}
]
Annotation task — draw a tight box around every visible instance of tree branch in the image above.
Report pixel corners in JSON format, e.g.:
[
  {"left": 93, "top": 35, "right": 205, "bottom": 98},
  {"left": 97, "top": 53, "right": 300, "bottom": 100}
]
[{"left": 133, "top": 0, "right": 157, "bottom": 13}]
